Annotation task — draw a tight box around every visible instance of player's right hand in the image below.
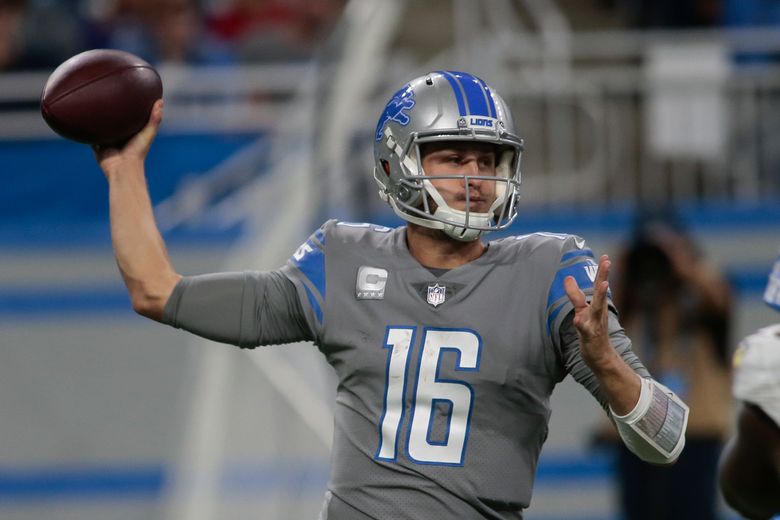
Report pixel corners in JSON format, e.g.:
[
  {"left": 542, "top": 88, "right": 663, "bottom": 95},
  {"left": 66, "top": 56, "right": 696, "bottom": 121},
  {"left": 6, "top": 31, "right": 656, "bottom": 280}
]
[
  {"left": 563, "top": 254, "right": 612, "bottom": 367},
  {"left": 93, "top": 99, "right": 163, "bottom": 178}
]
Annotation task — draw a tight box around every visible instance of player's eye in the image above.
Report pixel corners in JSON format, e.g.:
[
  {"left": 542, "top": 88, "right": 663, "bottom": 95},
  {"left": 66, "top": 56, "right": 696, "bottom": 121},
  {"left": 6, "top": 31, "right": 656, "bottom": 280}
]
[
  {"left": 478, "top": 156, "right": 495, "bottom": 169},
  {"left": 446, "top": 154, "right": 462, "bottom": 163}
]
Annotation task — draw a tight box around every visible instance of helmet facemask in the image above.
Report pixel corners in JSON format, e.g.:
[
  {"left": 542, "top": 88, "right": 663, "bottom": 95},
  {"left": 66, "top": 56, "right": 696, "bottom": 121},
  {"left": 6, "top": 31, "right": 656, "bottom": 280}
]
[
  {"left": 375, "top": 127, "right": 523, "bottom": 241},
  {"left": 373, "top": 71, "right": 524, "bottom": 241}
]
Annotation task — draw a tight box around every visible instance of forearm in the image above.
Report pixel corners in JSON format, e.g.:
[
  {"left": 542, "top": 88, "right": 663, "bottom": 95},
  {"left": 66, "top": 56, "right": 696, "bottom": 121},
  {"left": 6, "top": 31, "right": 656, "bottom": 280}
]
[
  {"left": 560, "top": 313, "right": 688, "bottom": 464},
  {"left": 586, "top": 346, "right": 641, "bottom": 416},
  {"left": 562, "top": 258, "right": 688, "bottom": 464},
  {"left": 584, "top": 336, "right": 688, "bottom": 465},
  {"left": 561, "top": 312, "right": 649, "bottom": 413},
  {"left": 106, "top": 161, "right": 180, "bottom": 320}
]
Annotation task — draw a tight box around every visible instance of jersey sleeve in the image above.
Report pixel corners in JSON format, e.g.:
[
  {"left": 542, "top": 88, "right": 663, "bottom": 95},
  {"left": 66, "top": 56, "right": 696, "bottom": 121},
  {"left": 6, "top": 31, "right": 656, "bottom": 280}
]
[
  {"left": 544, "top": 235, "right": 616, "bottom": 347},
  {"left": 278, "top": 220, "right": 335, "bottom": 342},
  {"left": 162, "top": 270, "right": 314, "bottom": 348},
  {"left": 558, "top": 312, "right": 651, "bottom": 412}
]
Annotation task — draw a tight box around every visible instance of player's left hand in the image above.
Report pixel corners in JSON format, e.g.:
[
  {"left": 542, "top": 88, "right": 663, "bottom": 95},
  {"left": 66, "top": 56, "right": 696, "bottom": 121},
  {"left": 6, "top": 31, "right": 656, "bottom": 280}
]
[{"left": 563, "top": 255, "right": 613, "bottom": 368}]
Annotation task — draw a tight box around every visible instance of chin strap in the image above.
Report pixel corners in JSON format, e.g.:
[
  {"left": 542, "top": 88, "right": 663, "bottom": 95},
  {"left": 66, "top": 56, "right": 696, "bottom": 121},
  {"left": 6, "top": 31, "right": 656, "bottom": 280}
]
[
  {"left": 423, "top": 178, "right": 492, "bottom": 242},
  {"left": 431, "top": 206, "right": 488, "bottom": 241}
]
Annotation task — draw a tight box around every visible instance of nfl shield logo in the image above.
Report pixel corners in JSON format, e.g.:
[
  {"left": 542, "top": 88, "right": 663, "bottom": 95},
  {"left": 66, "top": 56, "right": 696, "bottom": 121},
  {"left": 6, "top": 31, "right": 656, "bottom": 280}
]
[{"left": 426, "top": 283, "right": 446, "bottom": 307}]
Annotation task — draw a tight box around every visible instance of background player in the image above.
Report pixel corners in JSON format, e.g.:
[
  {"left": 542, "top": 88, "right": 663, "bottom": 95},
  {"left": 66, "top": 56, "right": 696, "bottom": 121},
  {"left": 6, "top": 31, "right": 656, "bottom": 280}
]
[
  {"left": 94, "top": 71, "right": 688, "bottom": 518},
  {"left": 718, "top": 251, "right": 780, "bottom": 520}
]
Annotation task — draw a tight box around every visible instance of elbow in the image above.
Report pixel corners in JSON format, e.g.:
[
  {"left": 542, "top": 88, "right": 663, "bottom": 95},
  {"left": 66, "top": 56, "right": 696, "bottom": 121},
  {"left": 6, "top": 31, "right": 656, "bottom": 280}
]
[
  {"left": 130, "top": 294, "right": 165, "bottom": 321},
  {"left": 128, "top": 274, "right": 181, "bottom": 321}
]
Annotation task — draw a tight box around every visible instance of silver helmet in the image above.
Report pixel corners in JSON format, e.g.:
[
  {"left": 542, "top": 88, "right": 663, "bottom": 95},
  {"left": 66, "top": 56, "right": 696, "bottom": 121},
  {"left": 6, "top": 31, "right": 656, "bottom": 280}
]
[{"left": 373, "top": 70, "right": 524, "bottom": 241}]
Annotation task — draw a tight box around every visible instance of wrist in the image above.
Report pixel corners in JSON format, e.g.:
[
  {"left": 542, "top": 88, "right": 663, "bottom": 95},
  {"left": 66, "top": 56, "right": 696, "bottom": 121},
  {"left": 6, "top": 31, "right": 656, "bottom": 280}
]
[
  {"left": 103, "top": 158, "right": 145, "bottom": 181},
  {"left": 610, "top": 376, "right": 650, "bottom": 421},
  {"left": 582, "top": 340, "right": 619, "bottom": 373}
]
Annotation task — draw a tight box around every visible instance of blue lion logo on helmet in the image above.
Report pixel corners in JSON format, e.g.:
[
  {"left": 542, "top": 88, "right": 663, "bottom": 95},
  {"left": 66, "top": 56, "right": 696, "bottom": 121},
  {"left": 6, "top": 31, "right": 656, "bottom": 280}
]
[{"left": 375, "top": 87, "right": 416, "bottom": 142}]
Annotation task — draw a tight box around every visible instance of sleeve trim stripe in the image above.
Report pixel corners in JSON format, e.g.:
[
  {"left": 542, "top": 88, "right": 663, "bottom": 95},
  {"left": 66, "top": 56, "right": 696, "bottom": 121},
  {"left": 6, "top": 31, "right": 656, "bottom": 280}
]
[
  {"left": 304, "top": 284, "right": 323, "bottom": 325},
  {"left": 546, "top": 260, "right": 598, "bottom": 309},
  {"left": 284, "top": 263, "right": 326, "bottom": 331},
  {"left": 311, "top": 228, "right": 326, "bottom": 248},
  {"left": 291, "top": 241, "right": 326, "bottom": 302},
  {"left": 546, "top": 303, "right": 567, "bottom": 335},
  {"left": 560, "top": 249, "right": 593, "bottom": 263}
]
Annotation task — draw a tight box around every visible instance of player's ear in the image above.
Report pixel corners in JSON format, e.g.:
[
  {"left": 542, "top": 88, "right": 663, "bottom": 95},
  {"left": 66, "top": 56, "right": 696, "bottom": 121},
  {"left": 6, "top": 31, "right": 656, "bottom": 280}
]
[{"left": 381, "top": 160, "right": 391, "bottom": 176}]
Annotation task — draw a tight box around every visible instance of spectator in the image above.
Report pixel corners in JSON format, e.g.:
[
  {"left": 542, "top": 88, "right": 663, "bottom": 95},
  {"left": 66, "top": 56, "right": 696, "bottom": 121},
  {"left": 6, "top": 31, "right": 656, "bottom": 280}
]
[
  {"left": 596, "top": 207, "right": 733, "bottom": 520},
  {"left": 621, "top": 0, "right": 720, "bottom": 28},
  {"left": 0, "top": 0, "right": 84, "bottom": 71},
  {"left": 104, "top": 0, "right": 234, "bottom": 65},
  {"left": 207, "top": 0, "right": 345, "bottom": 63}
]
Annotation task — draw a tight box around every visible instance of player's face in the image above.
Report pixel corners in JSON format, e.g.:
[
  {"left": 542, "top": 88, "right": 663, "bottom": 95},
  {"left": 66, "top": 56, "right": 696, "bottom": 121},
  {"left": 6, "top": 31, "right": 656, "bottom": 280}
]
[{"left": 420, "top": 141, "right": 498, "bottom": 213}]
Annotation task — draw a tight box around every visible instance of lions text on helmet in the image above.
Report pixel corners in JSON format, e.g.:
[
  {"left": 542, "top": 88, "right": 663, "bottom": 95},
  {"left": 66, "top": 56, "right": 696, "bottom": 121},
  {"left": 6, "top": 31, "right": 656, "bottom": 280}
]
[{"left": 373, "top": 71, "right": 524, "bottom": 242}]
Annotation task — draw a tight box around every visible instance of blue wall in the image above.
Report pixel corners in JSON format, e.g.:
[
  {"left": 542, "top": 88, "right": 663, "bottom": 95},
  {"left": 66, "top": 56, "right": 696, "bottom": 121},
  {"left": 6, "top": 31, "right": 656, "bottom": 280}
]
[{"left": 0, "top": 133, "right": 262, "bottom": 244}]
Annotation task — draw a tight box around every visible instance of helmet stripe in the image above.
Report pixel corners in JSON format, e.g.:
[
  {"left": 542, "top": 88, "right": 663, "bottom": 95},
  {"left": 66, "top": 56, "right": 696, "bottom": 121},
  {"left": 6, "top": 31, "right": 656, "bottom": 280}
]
[
  {"left": 448, "top": 71, "right": 492, "bottom": 117},
  {"left": 474, "top": 76, "right": 497, "bottom": 118},
  {"left": 437, "top": 70, "right": 467, "bottom": 116}
]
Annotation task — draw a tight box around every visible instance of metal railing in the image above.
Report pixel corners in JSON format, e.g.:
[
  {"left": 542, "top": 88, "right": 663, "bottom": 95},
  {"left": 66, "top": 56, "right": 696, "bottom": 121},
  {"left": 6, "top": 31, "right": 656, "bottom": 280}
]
[
  {"left": 487, "top": 29, "right": 780, "bottom": 207},
  {"left": 3, "top": 26, "right": 780, "bottom": 212},
  {"left": 0, "top": 62, "right": 310, "bottom": 139}
]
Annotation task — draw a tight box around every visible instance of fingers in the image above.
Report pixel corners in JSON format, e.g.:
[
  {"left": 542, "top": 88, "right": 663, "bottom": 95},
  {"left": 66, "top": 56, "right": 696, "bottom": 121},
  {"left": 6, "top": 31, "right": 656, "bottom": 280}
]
[
  {"left": 590, "top": 255, "right": 611, "bottom": 315},
  {"left": 92, "top": 100, "right": 163, "bottom": 176},
  {"left": 122, "top": 99, "right": 163, "bottom": 157},
  {"left": 564, "top": 255, "right": 611, "bottom": 311},
  {"left": 92, "top": 100, "right": 163, "bottom": 157},
  {"left": 148, "top": 99, "right": 164, "bottom": 128},
  {"left": 564, "top": 275, "right": 586, "bottom": 309},
  {"left": 136, "top": 99, "right": 164, "bottom": 142}
]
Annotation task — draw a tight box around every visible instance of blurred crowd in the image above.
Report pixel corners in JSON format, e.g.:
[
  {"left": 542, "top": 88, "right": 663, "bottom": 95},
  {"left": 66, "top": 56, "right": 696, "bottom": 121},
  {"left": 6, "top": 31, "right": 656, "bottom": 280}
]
[
  {"left": 0, "top": 0, "right": 346, "bottom": 70},
  {"left": 3, "top": 0, "right": 780, "bottom": 72}
]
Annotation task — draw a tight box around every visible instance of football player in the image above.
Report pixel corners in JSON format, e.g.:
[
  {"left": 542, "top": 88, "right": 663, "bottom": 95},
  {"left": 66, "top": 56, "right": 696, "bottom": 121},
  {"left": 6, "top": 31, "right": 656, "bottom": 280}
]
[
  {"left": 718, "top": 252, "right": 780, "bottom": 520},
  {"left": 94, "top": 71, "right": 689, "bottom": 519}
]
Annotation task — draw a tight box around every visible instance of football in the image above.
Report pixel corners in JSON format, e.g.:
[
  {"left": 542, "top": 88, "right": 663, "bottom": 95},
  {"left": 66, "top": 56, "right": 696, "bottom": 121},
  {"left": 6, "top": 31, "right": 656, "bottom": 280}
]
[{"left": 40, "top": 49, "right": 162, "bottom": 146}]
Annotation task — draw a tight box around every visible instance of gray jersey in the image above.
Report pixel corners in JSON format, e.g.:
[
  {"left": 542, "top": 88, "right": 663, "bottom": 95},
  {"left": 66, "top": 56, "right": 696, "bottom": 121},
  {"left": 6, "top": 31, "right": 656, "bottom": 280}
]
[{"left": 163, "top": 220, "right": 649, "bottom": 519}]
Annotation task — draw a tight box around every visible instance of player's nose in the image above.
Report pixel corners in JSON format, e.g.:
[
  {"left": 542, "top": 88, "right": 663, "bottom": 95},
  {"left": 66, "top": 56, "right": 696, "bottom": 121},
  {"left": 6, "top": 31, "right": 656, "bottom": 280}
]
[
  {"left": 466, "top": 165, "right": 484, "bottom": 187},
  {"left": 462, "top": 158, "right": 480, "bottom": 176}
]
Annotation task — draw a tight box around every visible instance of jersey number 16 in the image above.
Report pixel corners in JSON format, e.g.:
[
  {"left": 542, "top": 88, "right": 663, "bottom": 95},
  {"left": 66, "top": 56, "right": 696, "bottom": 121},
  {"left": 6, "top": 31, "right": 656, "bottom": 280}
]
[{"left": 375, "top": 326, "right": 482, "bottom": 466}]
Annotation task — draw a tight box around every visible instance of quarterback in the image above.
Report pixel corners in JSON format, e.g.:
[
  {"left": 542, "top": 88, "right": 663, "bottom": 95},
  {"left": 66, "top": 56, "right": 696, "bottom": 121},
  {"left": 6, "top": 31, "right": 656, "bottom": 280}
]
[
  {"left": 94, "top": 71, "right": 689, "bottom": 519},
  {"left": 719, "top": 252, "right": 780, "bottom": 520}
]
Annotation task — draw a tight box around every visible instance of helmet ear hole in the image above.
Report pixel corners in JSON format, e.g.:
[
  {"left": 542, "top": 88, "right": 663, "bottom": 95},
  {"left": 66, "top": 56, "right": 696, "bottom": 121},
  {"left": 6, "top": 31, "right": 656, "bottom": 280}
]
[{"left": 381, "top": 160, "right": 391, "bottom": 176}]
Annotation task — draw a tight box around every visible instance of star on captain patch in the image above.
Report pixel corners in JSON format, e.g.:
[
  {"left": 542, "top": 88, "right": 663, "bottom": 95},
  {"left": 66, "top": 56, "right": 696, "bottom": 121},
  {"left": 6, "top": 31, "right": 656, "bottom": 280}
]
[{"left": 426, "top": 283, "right": 446, "bottom": 307}]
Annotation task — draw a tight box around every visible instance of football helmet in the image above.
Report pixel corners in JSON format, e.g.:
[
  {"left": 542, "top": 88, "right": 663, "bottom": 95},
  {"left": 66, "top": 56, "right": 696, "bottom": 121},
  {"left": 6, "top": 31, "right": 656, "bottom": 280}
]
[{"left": 373, "top": 71, "right": 524, "bottom": 241}]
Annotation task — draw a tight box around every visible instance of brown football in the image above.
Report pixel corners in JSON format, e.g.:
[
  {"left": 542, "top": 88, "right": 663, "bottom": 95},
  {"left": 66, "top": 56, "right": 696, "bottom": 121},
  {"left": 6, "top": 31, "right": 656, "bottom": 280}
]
[{"left": 40, "top": 49, "right": 162, "bottom": 146}]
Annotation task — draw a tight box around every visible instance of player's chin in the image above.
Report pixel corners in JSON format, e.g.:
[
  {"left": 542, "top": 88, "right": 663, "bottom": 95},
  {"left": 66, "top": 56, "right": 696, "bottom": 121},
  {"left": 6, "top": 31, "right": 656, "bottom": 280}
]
[
  {"left": 439, "top": 192, "right": 494, "bottom": 213},
  {"left": 454, "top": 201, "right": 492, "bottom": 213}
]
